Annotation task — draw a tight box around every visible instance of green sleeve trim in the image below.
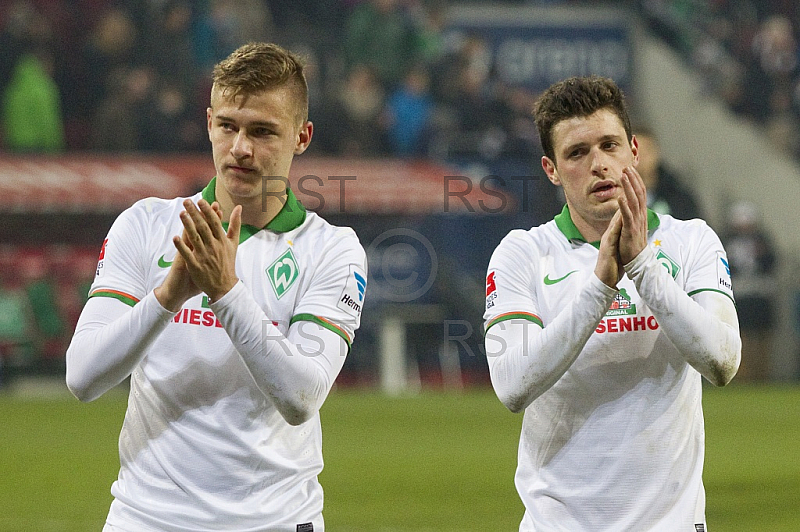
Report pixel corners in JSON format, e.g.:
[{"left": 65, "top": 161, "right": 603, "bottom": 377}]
[
  {"left": 290, "top": 313, "right": 352, "bottom": 348},
  {"left": 485, "top": 312, "right": 543, "bottom": 332},
  {"left": 89, "top": 290, "right": 139, "bottom": 307},
  {"left": 687, "top": 288, "right": 736, "bottom": 305}
]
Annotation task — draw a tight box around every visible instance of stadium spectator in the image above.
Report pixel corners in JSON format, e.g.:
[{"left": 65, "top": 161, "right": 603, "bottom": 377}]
[
  {"left": 344, "top": 0, "right": 423, "bottom": 90},
  {"left": 142, "top": 80, "right": 207, "bottom": 153},
  {"left": 80, "top": 6, "right": 140, "bottom": 108},
  {"left": 428, "top": 33, "right": 505, "bottom": 158},
  {"left": 383, "top": 66, "right": 434, "bottom": 156},
  {"left": 1, "top": 46, "right": 65, "bottom": 152},
  {"left": 143, "top": 1, "right": 200, "bottom": 94},
  {"left": 0, "top": 271, "right": 33, "bottom": 389},
  {"left": 19, "top": 251, "right": 66, "bottom": 367},
  {"left": 0, "top": 1, "right": 51, "bottom": 99},
  {"left": 89, "top": 65, "right": 157, "bottom": 152},
  {"left": 191, "top": 0, "right": 276, "bottom": 72},
  {"left": 721, "top": 200, "right": 778, "bottom": 383},
  {"left": 331, "top": 64, "right": 387, "bottom": 155},
  {"left": 494, "top": 84, "right": 541, "bottom": 159},
  {"left": 634, "top": 125, "right": 703, "bottom": 220}
]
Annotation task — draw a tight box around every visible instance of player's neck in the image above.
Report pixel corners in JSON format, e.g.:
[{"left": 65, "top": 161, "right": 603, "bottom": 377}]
[
  {"left": 570, "top": 211, "right": 608, "bottom": 243},
  {"left": 216, "top": 190, "right": 288, "bottom": 228}
]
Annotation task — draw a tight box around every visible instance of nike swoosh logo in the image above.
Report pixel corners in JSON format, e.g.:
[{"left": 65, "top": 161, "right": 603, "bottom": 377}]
[
  {"left": 544, "top": 270, "right": 578, "bottom": 285},
  {"left": 157, "top": 255, "right": 173, "bottom": 268}
]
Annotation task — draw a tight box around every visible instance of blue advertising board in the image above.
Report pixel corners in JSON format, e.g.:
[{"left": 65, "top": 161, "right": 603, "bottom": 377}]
[{"left": 443, "top": 5, "right": 633, "bottom": 93}]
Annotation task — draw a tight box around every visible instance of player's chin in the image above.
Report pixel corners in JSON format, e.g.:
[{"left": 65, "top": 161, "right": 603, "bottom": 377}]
[
  {"left": 594, "top": 199, "right": 621, "bottom": 219},
  {"left": 221, "top": 173, "right": 261, "bottom": 198}
]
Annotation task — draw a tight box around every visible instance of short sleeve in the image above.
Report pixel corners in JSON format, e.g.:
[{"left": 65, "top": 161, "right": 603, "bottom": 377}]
[
  {"left": 684, "top": 222, "right": 735, "bottom": 303},
  {"left": 291, "top": 228, "right": 368, "bottom": 348},
  {"left": 484, "top": 230, "right": 543, "bottom": 332},
  {"left": 89, "top": 201, "right": 150, "bottom": 306}
]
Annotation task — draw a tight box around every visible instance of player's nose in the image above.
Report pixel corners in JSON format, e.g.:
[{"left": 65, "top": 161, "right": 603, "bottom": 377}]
[
  {"left": 589, "top": 148, "right": 611, "bottom": 176},
  {"left": 231, "top": 131, "right": 253, "bottom": 158}
]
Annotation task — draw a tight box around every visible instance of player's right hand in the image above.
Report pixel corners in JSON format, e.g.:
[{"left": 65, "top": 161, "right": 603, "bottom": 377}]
[
  {"left": 155, "top": 243, "right": 201, "bottom": 312},
  {"left": 153, "top": 203, "right": 225, "bottom": 312},
  {"left": 595, "top": 209, "right": 623, "bottom": 288}
]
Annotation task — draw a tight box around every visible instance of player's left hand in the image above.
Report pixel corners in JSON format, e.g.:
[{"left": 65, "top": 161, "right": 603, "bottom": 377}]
[
  {"left": 174, "top": 198, "right": 242, "bottom": 303},
  {"left": 617, "top": 165, "right": 648, "bottom": 265}
]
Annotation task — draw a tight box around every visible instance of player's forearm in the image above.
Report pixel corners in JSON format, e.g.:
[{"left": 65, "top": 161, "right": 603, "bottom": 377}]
[
  {"left": 209, "top": 281, "right": 343, "bottom": 425},
  {"left": 625, "top": 247, "right": 741, "bottom": 385},
  {"left": 66, "top": 292, "right": 174, "bottom": 402},
  {"left": 486, "top": 275, "right": 617, "bottom": 412}
]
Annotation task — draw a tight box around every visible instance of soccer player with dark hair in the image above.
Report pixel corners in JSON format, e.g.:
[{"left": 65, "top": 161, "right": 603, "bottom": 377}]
[{"left": 484, "top": 76, "right": 740, "bottom": 530}]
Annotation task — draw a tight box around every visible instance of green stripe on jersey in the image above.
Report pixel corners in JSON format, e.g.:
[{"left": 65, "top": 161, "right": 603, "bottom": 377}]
[
  {"left": 89, "top": 290, "right": 139, "bottom": 307},
  {"left": 290, "top": 313, "right": 352, "bottom": 348},
  {"left": 485, "top": 312, "right": 543, "bottom": 332},
  {"left": 687, "top": 288, "right": 736, "bottom": 305}
]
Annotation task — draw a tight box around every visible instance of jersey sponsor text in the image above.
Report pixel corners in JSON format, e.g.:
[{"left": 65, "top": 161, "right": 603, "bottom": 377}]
[
  {"left": 172, "top": 308, "right": 224, "bottom": 328},
  {"left": 595, "top": 315, "right": 659, "bottom": 334}
]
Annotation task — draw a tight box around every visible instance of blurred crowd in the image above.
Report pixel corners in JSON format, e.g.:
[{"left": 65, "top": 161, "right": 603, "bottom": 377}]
[
  {"left": 6, "top": 0, "right": 800, "bottom": 162},
  {"left": 640, "top": 0, "right": 800, "bottom": 160},
  {"left": 0, "top": 0, "right": 560, "bottom": 161}
]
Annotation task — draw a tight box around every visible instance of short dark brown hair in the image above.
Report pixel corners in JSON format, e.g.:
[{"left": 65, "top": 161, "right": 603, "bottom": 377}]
[
  {"left": 533, "top": 76, "right": 632, "bottom": 162},
  {"left": 211, "top": 42, "right": 309, "bottom": 124}
]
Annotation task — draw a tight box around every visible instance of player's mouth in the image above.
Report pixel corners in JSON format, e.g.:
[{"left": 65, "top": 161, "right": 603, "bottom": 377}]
[
  {"left": 590, "top": 180, "right": 618, "bottom": 200},
  {"left": 226, "top": 164, "right": 257, "bottom": 175}
]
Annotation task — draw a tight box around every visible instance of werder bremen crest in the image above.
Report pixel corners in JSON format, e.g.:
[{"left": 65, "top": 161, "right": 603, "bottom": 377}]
[
  {"left": 267, "top": 248, "right": 299, "bottom": 299},
  {"left": 656, "top": 249, "right": 681, "bottom": 279}
]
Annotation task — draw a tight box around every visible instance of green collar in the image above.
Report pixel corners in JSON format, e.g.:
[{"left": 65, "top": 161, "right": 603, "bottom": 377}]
[
  {"left": 554, "top": 204, "right": 660, "bottom": 249},
  {"left": 201, "top": 177, "right": 307, "bottom": 243}
]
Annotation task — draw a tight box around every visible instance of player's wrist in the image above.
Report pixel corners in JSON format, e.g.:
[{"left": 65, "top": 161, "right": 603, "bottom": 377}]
[
  {"left": 154, "top": 285, "right": 188, "bottom": 313},
  {"left": 206, "top": 278, "right": 240, "bottom": 305},
  {"left": 623, "top": 245, "right": 654, "bottom": 274}
]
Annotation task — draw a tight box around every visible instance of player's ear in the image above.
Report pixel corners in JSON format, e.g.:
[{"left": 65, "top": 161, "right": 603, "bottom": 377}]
[
  {"left": 542, "top": 156, "right": 561, "bottom": 186},
  {"left": 294, "top": 120, "right": 313, "bottom": 155},
  {"left": 207, "top": 107, "right": 213, "bottom": 141},
  {"left": 631, "top": 135, "right": 640, "bottom": 167}
]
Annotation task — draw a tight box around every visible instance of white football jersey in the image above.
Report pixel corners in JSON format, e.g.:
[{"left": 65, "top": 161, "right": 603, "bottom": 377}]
[
  {"left": 90, "top": 179, "right": 367, "bottom": 531},
  {"left": 484, "top": 206, "right": 734, "bottom": 531}
]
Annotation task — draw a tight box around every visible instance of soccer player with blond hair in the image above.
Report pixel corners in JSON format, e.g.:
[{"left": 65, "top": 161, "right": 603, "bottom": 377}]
[{"left": 67, "top": 43, "right": 367, "bottom": 531}]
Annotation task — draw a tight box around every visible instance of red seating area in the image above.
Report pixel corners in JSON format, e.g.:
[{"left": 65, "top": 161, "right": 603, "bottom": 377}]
[{"left": 0, "top": 243, "right": 99, "bottom": 369}]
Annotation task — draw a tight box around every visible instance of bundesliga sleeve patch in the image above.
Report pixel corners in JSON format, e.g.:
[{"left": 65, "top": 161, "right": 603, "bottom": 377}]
[
  {"left": 337, "top": 265, "right": 366, "bottom": 317},
  {"left": 96, "top": 238, "right": 108, "bottom": 278},
  {"left": 486, "top": 271, "right": 498, "bottom": 310}
]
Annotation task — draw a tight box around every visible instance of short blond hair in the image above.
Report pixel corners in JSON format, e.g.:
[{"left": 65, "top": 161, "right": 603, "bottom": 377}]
[{"left": 211, "top": 42, "right": 309, "bottom": 124}]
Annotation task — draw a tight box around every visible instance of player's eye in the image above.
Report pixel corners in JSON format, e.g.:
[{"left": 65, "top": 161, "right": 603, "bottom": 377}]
[
  {"left": 252, "top": 127, "right": 275, "bottom": 137},
  {"left": 602, "top": 141, "right": 618, "bottom": 150}
]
